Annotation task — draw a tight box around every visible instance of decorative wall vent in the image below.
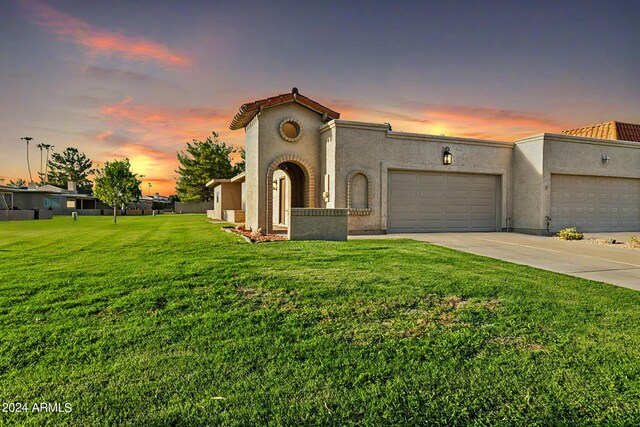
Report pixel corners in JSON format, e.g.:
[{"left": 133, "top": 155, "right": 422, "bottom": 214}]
[{"left": 279, "top": 118, "right": 303, "bottom": 142}]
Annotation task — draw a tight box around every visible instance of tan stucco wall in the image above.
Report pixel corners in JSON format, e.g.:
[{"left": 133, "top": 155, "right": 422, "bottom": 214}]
[
  {"left": 212, "top": 183, "right": 242, "bottom": 220},
  {"left": 513, "top": 133, "right": 640, "bottom": 234},
  {"left": 244, "top": 102, "right": 326, "bottom": 232},
  {"left": 512, "top": 136, "right": 545, "bottom": 234},
  {"left": 244, "top": 116, "right": 260, "bottom": 229},
  {"left": 320, "top": 120, "right": 514, "bottom": 233}
]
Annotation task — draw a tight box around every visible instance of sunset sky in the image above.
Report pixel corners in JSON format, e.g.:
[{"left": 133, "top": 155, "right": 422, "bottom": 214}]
[{"left": 1, "top": 0, "right": 639, "bottom": 195}]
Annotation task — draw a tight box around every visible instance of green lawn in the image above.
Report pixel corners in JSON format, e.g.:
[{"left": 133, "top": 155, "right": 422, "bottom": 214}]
[{"left": 1, "top": 215, "right": 639, "bottom": 426}]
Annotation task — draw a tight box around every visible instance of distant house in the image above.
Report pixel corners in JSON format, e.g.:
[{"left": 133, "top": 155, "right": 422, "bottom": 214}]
[
  {"left": 137, "top": 193, "right": 173, "bottom": 211},
  {"left": 6, "top": 182, "right": 104, "bottom": 211},
  {"left": 205, "top": 173, "right": 245, "bottom": 223}
]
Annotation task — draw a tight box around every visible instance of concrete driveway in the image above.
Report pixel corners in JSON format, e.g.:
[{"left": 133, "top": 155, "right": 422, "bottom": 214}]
[{"left": 350, "top": 232, "right": 640, "bottom": 290}]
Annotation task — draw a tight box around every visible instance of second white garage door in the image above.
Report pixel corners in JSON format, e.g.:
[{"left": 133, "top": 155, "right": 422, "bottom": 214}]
[
  {"left": 387, "top": 171, "right": 499, "bottom": 232},
  {"left": 551, "top": 174, "right": 640, "bottom": 232}
]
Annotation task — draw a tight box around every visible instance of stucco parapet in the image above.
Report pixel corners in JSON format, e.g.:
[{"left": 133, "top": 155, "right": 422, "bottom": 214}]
[
  {"left": 319, "top": 120, "right": 390, "bottom": 133},
  {"left": 291, "top": 208, "right": 348, "bottom": 217},
  {"left": 514, "top": 134, "right": 545, "bottom": 144},
  {"left": 230, "top": 172, "right": 246, "bottom": 183},
  {"left": 206, "top": 178, "right": 231, "bottom": 188},
  {"left": 387, "top": 131, "right": 514, "bottom": 148},
  {"left": 541, "top": 133, "right": 640, "bottom": 149}
]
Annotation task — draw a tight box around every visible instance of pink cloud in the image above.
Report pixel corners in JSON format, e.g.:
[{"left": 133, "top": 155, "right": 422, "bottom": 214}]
[
  {"left": 20, "top": 0, "right": 191, "bottom": 66},
  {"left": 95, "top": 98, "right": 243, "bottom": 195}
]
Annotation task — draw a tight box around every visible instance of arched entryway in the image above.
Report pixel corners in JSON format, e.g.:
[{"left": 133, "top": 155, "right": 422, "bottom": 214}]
[{"left": 266, "top": 155, "right": 315, "bottom": 234}]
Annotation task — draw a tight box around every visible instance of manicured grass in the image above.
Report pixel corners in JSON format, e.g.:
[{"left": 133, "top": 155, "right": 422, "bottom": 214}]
[{"left": 1, "top": 215, "right": 639, "bottom": 426}]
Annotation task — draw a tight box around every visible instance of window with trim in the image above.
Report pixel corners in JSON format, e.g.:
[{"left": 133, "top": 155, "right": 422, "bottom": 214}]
[{"left": 43, "top": 197, "right": 60, "bottom": 208}]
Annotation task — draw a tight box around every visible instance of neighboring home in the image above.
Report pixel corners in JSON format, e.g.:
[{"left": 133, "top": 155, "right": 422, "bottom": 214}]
[
  {"left": 0, "top": 186, "right": 14, "bottom": 210},
  {"left": 206, "top": 173, "right": 245, "bottom": 223},
  {"left": 1, "top": 182, "right": 106, "bottom": 213},
  {"left": 139, "top": 193, "right": 174, "bottom": 211},
  {"left": 210, "top": 88, "right": 640, "bottom": 235}
]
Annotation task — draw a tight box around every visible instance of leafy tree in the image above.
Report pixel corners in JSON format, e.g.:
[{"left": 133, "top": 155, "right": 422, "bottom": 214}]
[
  {"left": 37, "top": 143, "right": 54, "bottom": 183},
  {"left": 8, "top": 178, "right": 26, "bottom": 188},
  {"left": 175, "top": 132, "right": 244, "bottom": 202},
  {"left": 46, "top": 147, "right": 95, "bottom": 190},
  {"left": 234, "top": 147, "right": 246, "bottom": 176},
  {"left": 94, "top": 159, "right": 142, "bottom": 224}
]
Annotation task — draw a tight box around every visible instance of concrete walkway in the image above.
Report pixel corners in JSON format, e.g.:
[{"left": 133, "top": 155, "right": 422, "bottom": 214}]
[{"left": 350, "top": 232, "right": 640, "bottom": 291}]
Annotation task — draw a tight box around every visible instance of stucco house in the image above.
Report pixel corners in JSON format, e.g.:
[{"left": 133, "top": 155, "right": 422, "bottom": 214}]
[
  {"left": 206, "top": 173, "right": 246, "bottom": 223},
  {"left": 210, "top": 88, "right": 640, "bottom": 236}
]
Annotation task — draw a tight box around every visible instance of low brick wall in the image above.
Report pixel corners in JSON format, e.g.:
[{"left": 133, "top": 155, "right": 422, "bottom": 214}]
[
  {"left": 0, "top": 210, "right": 36, "bottom": 221},
  {"left": 53, "top": 208, "right": 103, "bottom": 216},
  {"left": 37, "top": 210, "right": 54, "bottom": 220},
  {"left": 175, "top": 202, "right": 214, "bottom": 214},
  {"left": 288, "top": 208, "right": 348, "bottom": 241}
]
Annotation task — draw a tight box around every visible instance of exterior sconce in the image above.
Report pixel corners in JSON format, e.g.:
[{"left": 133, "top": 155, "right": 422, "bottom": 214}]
[
  {"left": 443, "top": 147, "right": 453, "bottom": 165},
  {"left": 272, "top": 180, "right": 278, "bottom": 190},
  {"left": 601, "top": 154, "right": 610, "bottom": 165}
]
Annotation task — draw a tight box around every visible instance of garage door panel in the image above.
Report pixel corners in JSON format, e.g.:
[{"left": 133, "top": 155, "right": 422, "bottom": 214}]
[
  {"left": 388, "top": 171, "right": 498, "bottom": 232},
  {"left": 551, "top": 174, "right": 640, "bottom": 232}
]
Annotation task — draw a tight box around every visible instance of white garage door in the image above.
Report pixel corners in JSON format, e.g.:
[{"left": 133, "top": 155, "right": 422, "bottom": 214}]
[
  {"left": 551, "top": 174, "right": 640, "bottom": 232},
  {"left": 387, "top": 171, "right": 499, "bottom": 232}
]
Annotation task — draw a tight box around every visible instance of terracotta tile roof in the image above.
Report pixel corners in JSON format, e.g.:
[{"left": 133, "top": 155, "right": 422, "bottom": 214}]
[
  {"left": 616, "top": 122, "right": 640, "bottom": 142},
  {"left": 561, "top": 121, "right": 640, "bottom": 142},
  {"left": 229, "top": 88, "right": 340, "bottom": 130}
]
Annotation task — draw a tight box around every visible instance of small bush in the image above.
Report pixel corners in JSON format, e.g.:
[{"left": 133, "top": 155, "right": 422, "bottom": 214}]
[
  {"left": 557, "top": 227, "right": 584, "bottom": 240},
  {"left": 630, "top": 235, "right": 640, "bottom": 247}
]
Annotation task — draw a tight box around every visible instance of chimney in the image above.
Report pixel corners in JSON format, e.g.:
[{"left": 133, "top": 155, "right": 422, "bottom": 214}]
[
  {"left": 154, "top": 192, "right": 159, "bottom": 200},
  {"left": 67, "top": 181, "right": 77, "bottom": 193},
  {"left": 28, "top": 182, "right": 37, "bottom": 190}
]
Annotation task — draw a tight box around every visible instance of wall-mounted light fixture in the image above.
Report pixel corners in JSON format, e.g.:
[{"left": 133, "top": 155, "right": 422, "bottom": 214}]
[
  {"left": 443, "top": 147, "right": 453, "bottom": 165},
  {"left": 272, "top": 180, "right": 278, "bottom": 190},
  {"left": 601, "top": 154, "right": 610, "bottom": 165}
]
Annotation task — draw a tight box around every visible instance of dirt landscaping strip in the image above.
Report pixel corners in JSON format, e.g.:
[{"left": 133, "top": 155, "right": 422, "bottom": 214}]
[{"left": 223, "top": 226, "right": 287, "bottom": 243}]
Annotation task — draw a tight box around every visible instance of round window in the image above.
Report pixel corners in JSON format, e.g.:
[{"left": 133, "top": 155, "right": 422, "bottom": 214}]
[{"left": 279, "top": 118, "right": 302, "bottom": 142}]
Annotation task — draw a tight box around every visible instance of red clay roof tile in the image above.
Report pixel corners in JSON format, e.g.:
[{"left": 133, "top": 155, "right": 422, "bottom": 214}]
[
  {"left": 561, "top": 121, "right": 640, "bottom": 142},
  {"left": 229, "top": 89, "right": 340, "bottom": 130}
]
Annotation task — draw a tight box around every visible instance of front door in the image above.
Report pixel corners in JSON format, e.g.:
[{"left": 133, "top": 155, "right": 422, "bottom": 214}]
[{"left": 278, "top": 177, "right": 286, "bottom": 225}]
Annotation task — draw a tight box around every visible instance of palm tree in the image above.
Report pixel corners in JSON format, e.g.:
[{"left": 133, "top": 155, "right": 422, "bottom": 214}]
[
  {"left": 37, "top": 143, "right": 45, "bottom": 182},
  {"left": 40, "top": 144, "right": 53, "bottom": 182},
  {"left": 20, "top": 137, "right": 34, "bottom": 183}
]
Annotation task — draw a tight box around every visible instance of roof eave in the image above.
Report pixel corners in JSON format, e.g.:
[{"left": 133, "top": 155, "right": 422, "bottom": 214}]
[{"left": 229, "top": 91, "right": 340, "bottom": 130}]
